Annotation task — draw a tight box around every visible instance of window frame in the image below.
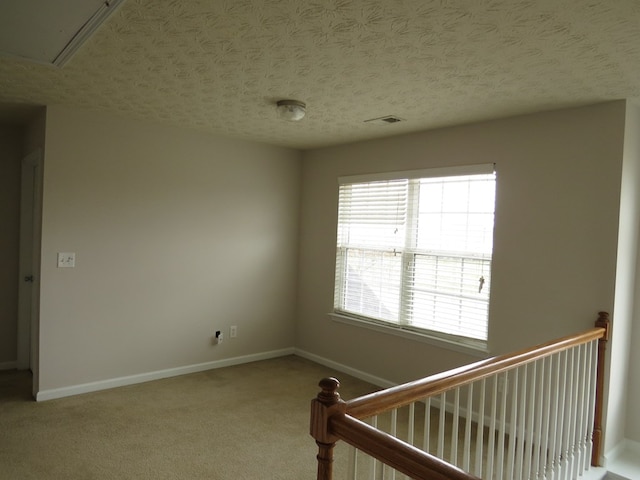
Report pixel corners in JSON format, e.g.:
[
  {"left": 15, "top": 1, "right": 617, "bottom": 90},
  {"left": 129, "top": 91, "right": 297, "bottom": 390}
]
[{"left": 332, "top": 164, "right": 496, "bottom": 353}]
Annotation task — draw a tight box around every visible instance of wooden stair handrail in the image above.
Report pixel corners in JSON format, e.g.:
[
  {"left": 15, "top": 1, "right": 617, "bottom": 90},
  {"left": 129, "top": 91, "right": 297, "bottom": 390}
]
[
  {"left": 347, "top": 318, "right": 608, "bottom": 419},
  {"left": 310, "top": 312, "right": 611, "bottom": 479},
  {"left": 330, "top": 414, "right": 481, "bottom": 480}
]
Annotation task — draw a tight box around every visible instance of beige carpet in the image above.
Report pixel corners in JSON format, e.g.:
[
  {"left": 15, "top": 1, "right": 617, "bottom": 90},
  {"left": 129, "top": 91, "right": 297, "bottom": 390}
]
[{"left": 0, "top": 355, "right": 379, "bottom": 480}]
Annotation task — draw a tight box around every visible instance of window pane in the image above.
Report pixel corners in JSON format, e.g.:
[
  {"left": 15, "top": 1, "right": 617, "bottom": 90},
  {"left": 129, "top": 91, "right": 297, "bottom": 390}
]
[
  {"left": 337, "top": 180, "right": 407, "bottom": 249},
  {"left": 336, "top": 248, "right": 401, "bottom": 323},
  {"left": 441, "top": 180, "right": 470, "bottom": 212},
  {"left": 468, "top": 177, "right": 496, "bottom": 212},
  {"left": 408, "top": 293, "right": 489, "bottom": 340},
  {"left": 416, "top": 174, "right": 495, "bottom": 254},
  {"left": 405, "top": 254, "right": 490, "bottom": 340}
]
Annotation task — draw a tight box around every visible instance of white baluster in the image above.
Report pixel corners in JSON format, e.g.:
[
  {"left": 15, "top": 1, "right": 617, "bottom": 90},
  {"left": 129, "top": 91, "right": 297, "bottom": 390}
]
[
  {"left": 585, "top": 340, "right": 597, "bottom": 472},
  {"left": 463, "top": 383, "right": 473, "bottom": 472},
  {"left": 391, "top": 409, "right": 397, "bottom": 436},
  {"left": 573, "top": 344, "right": 586, "bottom": 478},
  {"left": 579, "top": 342, "right": 591, "bottom": 476},
  {"left": 370, "top": 415, "right": 381, "bottom": 480},
  {"left": 555, "top": 351, "right": 568, "bottom": 480},
  {"left": 487, "top": 375, "right": 498, "bottom": 480},
  {"left": 375, "top": 463, "right": 384, "bottom": 480},
  {"left": 539, "top": 355, "right": 558, "bottom": 479},
  {"left": 438, "top": 392, "right": 446, "bottom": 459},
  {"left": 408, "top": 402, "right": 415, "bottom": 446},
  {"left": 507, "top": 368, "right": 519, "bottom": 479},
  {"left": 389, "top": 409, "right": 398, "bottom": 480},
  {"left": 474, "top": 379, "right": 486, "bottom": 477},
  {"left": 347, "top": 445, "right": 357, "bottom": 480},
  {"left": 515, "top": 364, "right": 528, "bottom": 480},
  {"left": 533, "top": 357, "right": 547, "bottom": 480},
  {"left": 497, "top": 371, "right": 508, "bottom": 480},
  {"left": 452, "top": 387, "right": 460, "bottom": 465},
  {"left": 569, "top": 346, "right": 582, "bottom": 479},
  {"left": 563, "top": 348, "right": 576, "bottom": 480},
  {"left": 524, "top": 361, "right": 537, "bottom": 480},
  {"left": 423, "top": 397, "right": 431, "bottom": 454}
]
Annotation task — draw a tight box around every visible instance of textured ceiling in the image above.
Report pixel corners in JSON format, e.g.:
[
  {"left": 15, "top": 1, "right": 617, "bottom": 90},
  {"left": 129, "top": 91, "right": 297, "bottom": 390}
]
[{"left": 1, "top": 0, "right": 640, "bottom": 149}]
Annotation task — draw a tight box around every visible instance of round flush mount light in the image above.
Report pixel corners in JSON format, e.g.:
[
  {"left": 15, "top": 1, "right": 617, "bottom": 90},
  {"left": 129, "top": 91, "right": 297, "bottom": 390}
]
[{"left": 276, "top": 99, "right": 306, "bottom": 121}]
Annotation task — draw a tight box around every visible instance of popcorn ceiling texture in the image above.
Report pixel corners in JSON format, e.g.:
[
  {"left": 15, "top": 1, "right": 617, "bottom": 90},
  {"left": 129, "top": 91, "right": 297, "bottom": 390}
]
[{"left": 1, "top": 0, "right": 639, "bottom": 149}]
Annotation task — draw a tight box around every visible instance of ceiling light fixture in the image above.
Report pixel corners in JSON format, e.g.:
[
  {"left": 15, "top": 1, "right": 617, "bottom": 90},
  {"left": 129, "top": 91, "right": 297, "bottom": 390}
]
[{"left": 276, "top": 100, "right": 306, "bottom": 121}]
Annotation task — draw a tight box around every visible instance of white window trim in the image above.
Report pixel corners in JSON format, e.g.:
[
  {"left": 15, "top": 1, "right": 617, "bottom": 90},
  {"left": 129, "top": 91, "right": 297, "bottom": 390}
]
[
  {"left": 328, "top": 312, "right": 490, "bottom": 357},
  {"left": 338, "top": 163, "right": 495, "bottom": 185}
]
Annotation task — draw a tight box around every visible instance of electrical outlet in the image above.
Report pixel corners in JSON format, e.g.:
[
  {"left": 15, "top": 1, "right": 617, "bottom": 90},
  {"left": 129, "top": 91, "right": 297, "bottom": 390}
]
[
  {"left": 215, "top": 330, "right": 223, "bottom": 344},
  {"left": 230, "top": 325, "right": 237, "bottom": 338}
]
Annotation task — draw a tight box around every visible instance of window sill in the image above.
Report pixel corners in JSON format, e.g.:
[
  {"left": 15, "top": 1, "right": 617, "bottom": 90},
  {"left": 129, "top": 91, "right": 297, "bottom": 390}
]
[{"left": 328, "top": 312, "right": 490, "bottom": 358}]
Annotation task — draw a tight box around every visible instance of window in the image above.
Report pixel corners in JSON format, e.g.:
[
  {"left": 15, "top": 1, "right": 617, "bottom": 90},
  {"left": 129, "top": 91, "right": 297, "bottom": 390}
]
[{"left": 333, "top": 164, "right": 496, "bottom": 347}]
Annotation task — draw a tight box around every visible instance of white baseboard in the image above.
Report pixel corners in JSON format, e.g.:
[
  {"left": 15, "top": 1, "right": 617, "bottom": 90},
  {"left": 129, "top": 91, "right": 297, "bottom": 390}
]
[
  {"left": 604, "top": 441, "right": 626, "bottom": 466},
  {"left": 0, "top": 360, "right": 17, "bottom": 370},
  {"left": 579, "top": 466, "right": 608, "bottom": 480},
  {"left": 293, "top": 351, "right": 484, "bottom": 425},
  {"left": 604, "top": 439, "right": 640, "bottom": 467},
  {"left": 604, "top": 439, "right": 640, "bottom": 479},
  {"left": 36, "top": 347, "right": 295, "bottom": 402},
  {"left": 294, "top": 348, "right": 396, "bottom": 389}
]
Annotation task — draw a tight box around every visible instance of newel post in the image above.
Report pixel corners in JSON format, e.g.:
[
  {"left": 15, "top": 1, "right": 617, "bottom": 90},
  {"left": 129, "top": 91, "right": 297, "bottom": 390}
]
[
  {"left": 310, "top": 377, "right": 346, "bottom": 480},
  {"left": 592, "top": 311, "right": 610, "bottom": 466}
]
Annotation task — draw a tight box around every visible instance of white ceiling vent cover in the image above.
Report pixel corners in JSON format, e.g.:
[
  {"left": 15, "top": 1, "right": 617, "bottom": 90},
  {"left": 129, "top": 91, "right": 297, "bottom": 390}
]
[
  {"left": 0, "top": 0, "right": 126, "bottom": 67},
  {"left": 364, "top": 115, "right": 405, "bottom": 125}
]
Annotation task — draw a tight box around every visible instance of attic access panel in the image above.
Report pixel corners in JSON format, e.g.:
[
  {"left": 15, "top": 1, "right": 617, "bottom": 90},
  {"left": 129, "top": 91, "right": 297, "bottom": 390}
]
[{"left": 0, "top": 0, "right": 124, "bottom": 67}]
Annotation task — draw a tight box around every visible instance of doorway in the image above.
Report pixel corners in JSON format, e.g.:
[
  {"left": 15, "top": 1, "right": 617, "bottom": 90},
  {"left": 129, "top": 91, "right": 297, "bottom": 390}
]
[{"left": 17, "top": 148, "right": 42, "bottom": 398}]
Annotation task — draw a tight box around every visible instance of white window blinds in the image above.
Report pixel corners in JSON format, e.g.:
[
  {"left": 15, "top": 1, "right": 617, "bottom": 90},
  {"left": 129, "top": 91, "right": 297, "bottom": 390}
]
[{"left": 334, "top": 165, "right": 496, "bottom": 344}]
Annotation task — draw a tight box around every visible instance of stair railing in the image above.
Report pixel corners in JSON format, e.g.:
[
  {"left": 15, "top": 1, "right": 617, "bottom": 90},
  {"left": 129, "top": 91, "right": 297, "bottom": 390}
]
[{"left": 310, "top": 312, "right": 610, "bottom": 480}]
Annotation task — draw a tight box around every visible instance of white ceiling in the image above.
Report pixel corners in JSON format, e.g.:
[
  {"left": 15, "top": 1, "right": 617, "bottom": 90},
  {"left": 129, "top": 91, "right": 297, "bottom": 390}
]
[{"left": 1, "top": 0, "right": 640, "bottom": 150}]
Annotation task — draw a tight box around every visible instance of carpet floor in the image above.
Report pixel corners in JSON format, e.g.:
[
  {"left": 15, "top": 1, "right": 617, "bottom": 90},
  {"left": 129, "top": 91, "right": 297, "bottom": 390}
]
[{"left": 0, "top": 355, "right": 379, "bottom": 480}]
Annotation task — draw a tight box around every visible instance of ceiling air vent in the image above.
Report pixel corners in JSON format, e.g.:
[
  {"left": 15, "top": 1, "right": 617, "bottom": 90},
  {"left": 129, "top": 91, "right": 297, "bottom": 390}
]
[{"left": 364, "top": 115, "right": 405, "bottom": 125}]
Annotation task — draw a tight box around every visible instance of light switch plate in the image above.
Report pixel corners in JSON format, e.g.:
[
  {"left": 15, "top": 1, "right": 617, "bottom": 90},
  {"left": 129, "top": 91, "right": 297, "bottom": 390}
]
[{"left": 57, "top": 252, "right": 75, "bottom": 268}]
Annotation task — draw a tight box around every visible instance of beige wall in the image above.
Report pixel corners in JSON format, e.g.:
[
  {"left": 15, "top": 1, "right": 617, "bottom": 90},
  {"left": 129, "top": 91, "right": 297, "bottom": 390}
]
[
  {"left": 297, "top": 101, "right": 626, "bottom": 386},
  {"left": 0, "top": 127, "right": 23, "bottom": 365},
  {"left": 37, "top": 106, "right": 301, "bottom": 392},
  {"left": 7, "top": 100, "right": 640, "bottom": 452}
]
